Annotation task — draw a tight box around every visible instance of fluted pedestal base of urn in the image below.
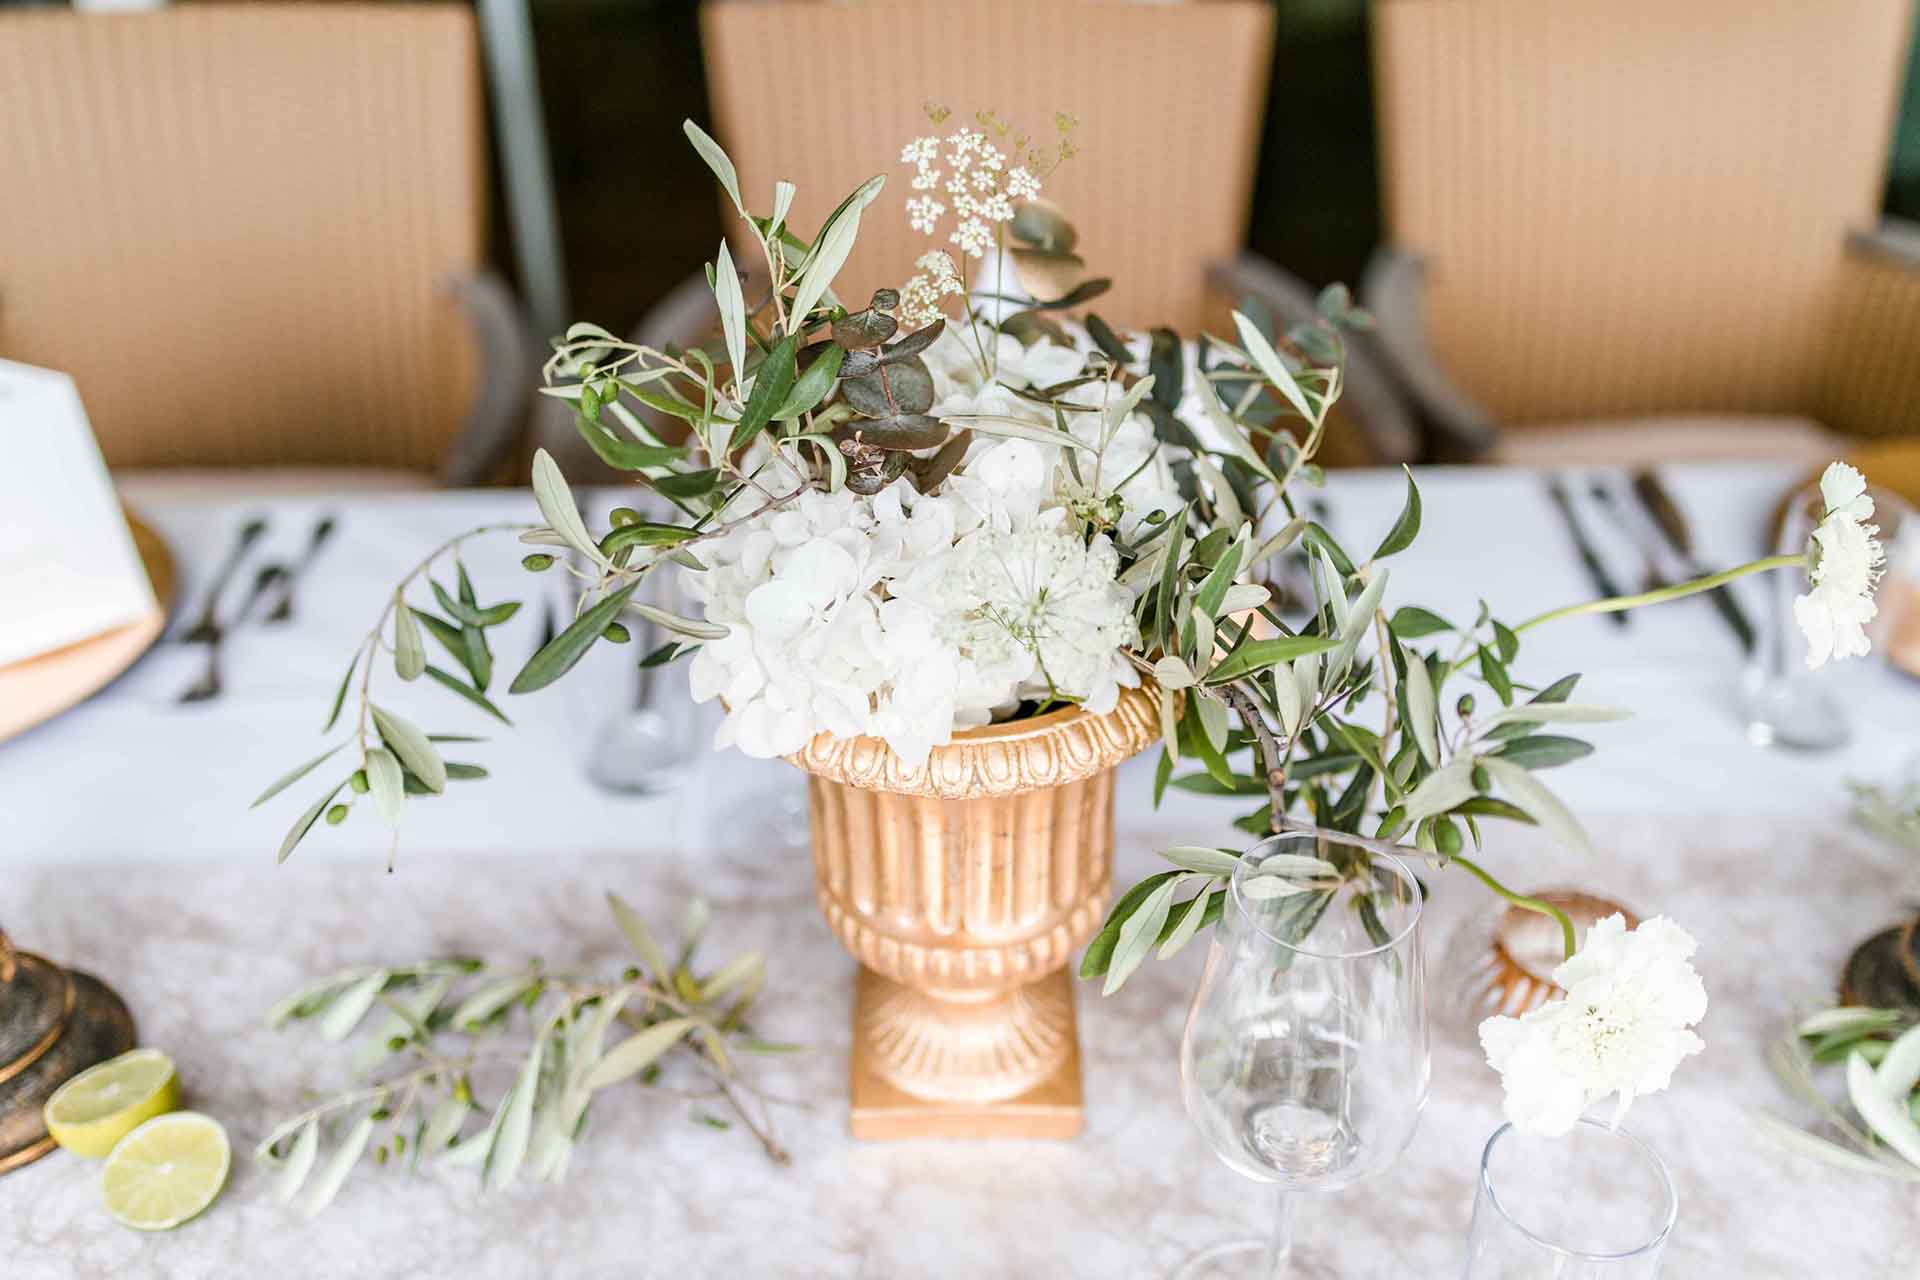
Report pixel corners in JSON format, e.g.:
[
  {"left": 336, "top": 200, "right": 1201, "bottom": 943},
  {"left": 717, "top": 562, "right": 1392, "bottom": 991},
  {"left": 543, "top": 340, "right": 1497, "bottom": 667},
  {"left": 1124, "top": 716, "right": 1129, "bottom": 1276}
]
[{"left": 792, "top": 686, "right": 1159, "bottom": 1141}]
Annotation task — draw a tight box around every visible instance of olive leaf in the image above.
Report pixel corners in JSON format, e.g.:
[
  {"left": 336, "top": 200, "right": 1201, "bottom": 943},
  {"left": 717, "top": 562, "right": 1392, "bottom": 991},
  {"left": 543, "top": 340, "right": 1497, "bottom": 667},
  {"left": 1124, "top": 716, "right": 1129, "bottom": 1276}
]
[
  {"left": 372, "top": 705, "right": 445, "bottom": 794},
  {"left": 253, "top": 743, "right": 346, "bottom": 811},
  {"left": 365, "top": 748, "right": 405, "bottom": 826},
  {"left": 393, "top": 600, "right": 426, "bottom": 681},
  {"left": 511, "top": 580, "right": 643, "bottom": 695},
  {"left": 303, "top": 1113, "right": 374, "bottom": 1218},
  {"left": 585, "top": 1018, "right": 697, "bottom": 1091}
]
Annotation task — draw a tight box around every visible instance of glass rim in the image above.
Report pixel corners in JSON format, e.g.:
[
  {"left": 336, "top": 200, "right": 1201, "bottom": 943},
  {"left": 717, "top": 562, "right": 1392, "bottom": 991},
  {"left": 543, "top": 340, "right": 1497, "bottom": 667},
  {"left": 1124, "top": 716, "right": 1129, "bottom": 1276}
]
[
  {"left": 1478, "top": 1118, "right": 1679, "bottom": 1261},
  {"left": 1227, "top": 833, "right": 1424, "bottom": 959}
]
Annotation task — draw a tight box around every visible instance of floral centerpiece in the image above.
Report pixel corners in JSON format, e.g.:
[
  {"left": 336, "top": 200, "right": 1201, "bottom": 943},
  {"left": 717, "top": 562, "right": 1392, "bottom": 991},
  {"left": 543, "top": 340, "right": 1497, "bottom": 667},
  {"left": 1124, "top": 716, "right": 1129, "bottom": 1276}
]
[{"left": 259, "top": 109, "right": 1886, "bottom": 1142}]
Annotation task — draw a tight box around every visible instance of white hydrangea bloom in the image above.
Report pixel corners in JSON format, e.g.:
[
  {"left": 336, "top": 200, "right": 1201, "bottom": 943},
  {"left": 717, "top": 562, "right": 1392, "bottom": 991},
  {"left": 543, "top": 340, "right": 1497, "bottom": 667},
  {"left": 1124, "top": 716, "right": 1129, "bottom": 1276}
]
[
  {"left": 1478, "top": 915, "right": 1707, "bottom": 1137},
  {"left": 1794, "top": 461, "right": 1885, "bottom": 668},
  {"left": 684, "top": 319, "right": 1210, "bottom": 764}
]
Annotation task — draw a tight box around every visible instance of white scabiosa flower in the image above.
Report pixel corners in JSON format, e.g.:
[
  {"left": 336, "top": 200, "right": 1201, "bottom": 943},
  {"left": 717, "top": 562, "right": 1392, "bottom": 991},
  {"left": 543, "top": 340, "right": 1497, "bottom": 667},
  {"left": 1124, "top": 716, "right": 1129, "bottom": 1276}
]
[
  {"left": 1478, "top": 914, "right": 1707, "bottom": 1137},
  {"left": 1794, "top": 461, "right": 1885, "bottom": 669}
]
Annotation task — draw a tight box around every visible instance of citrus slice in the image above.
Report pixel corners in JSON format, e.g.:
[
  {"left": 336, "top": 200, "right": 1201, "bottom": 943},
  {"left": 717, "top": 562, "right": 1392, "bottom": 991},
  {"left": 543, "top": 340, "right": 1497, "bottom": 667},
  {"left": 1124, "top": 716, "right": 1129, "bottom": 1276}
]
[
  {"left": 101, "top": 1112, "right": 230, "bottom": 1231},
  {"left": 43, "top": 1048, "right": 181, "bottom": 1158}
]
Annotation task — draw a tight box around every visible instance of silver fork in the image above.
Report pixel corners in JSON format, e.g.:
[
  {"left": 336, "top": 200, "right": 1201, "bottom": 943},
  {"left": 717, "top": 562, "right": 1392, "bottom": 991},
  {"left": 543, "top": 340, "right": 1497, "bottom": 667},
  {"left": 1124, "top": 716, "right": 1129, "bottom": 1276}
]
[
  {"left": 179, "top": 564, "right": 286, "bottom": 703},
  {"left": 180, "top": 516, "right": 268, "bottom": 643},
  {"left": 265, "top": 514, "right": 338, "bottom": 624}
]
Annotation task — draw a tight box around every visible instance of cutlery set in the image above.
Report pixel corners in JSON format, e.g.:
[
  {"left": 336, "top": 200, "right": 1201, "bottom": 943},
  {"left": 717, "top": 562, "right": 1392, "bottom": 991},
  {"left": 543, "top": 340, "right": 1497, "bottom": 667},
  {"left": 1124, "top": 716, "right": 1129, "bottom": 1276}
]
[
  {"left": 174, "top": 513, "right": 339, "bottom": 703},
  {"left": 1545, "top": 470, "right": 1755, "bottom": 652}
]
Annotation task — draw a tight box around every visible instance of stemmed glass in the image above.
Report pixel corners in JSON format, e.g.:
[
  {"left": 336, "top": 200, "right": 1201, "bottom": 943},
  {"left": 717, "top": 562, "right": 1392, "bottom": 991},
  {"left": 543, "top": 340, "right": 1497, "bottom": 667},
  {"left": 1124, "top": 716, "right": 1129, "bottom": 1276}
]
[
  {"left": 1177, "top": 833, "right": 1430, "bottom": 1278},
  {"left": 1461, "top": 1119, "right": 1676, "bottom": 1277}
]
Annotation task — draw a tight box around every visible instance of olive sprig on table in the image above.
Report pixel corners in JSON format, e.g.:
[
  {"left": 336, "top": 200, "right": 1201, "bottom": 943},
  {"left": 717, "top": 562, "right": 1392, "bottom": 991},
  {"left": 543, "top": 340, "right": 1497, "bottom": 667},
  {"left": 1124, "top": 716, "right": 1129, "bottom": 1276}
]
[{"left": 257, "top": 893, "right": 794, "bottom": 1215}]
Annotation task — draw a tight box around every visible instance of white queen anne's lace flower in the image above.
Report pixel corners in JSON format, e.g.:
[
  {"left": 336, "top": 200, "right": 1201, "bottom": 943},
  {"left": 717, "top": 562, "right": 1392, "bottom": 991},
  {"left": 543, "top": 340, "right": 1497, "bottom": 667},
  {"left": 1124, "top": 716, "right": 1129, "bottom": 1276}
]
[
  {"left": 1794, "top": 461, "right": 1885, "bottom": 668},
  {"left": 1478, "top": 914, "right": 1706, "bottom": 1137}
]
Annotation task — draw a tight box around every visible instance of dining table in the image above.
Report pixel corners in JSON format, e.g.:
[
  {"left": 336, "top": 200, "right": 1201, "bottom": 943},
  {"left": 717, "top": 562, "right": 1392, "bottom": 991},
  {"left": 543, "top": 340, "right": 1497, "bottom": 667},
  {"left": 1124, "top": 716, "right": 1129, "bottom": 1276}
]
[{"left": 3, "top": 461, "right": 1917, "bottom": 1278}]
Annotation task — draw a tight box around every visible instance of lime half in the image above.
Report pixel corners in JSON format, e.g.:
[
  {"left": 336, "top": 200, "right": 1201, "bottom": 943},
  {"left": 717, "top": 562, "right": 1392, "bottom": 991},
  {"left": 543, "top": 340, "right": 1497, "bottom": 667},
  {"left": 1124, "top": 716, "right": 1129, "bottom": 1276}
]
[
  {"left": 43, "top": 1048, "right": 181, "bottom": 1158},
  {"left": 102, "top": 1112, "right": 230, "bottom": 1231}
]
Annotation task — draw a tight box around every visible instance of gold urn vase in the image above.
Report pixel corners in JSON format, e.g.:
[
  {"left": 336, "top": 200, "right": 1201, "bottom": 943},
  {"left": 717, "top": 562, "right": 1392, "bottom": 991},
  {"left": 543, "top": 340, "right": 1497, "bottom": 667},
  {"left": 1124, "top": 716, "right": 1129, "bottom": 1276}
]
[{"left": 790, "top": 685, "right": 1159, "bottom": 1139}]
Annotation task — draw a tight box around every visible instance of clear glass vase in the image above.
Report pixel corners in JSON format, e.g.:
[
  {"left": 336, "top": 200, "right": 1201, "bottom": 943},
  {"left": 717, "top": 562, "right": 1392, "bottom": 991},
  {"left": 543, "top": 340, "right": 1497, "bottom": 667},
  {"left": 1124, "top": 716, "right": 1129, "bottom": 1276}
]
[
  {"left": 1462, "top": 1119, "right": 1677, "bottom": 1278},
  {"left": 1174, "top": 833, "right": 1430, "bottom": 1278}
]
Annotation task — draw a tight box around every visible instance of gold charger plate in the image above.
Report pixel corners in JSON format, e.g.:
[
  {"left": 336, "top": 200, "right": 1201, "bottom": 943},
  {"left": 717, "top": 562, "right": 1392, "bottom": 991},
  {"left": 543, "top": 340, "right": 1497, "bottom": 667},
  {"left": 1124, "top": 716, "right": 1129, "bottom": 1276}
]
[{"left": 0, "top": 510, "right": 175, "bottom": 745}]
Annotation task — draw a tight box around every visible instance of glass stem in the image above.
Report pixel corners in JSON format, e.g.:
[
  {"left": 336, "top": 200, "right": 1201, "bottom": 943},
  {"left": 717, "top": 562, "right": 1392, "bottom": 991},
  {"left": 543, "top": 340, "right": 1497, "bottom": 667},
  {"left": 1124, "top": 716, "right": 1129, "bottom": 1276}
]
[{"left": 1266, "top": 1187, "right": 1295, "bottom": 1278}]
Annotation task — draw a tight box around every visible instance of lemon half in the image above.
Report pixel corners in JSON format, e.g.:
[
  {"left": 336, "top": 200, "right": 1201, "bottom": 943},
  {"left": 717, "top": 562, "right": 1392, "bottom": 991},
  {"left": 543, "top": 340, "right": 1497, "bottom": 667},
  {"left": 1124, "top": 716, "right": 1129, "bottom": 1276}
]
[
  {"left": 101, "top": 1111, "right": 230, "bottom": 1231},
  {"left": 43, "top": 1048, "right": 181, "bottom": 1158}
]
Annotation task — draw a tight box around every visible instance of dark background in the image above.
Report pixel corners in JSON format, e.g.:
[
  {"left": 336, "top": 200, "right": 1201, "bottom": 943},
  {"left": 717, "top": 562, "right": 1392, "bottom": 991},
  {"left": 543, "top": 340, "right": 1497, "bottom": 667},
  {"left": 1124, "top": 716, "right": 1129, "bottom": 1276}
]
[{"left": 530, "top": 0, "right": 1920, "bottom": 339}]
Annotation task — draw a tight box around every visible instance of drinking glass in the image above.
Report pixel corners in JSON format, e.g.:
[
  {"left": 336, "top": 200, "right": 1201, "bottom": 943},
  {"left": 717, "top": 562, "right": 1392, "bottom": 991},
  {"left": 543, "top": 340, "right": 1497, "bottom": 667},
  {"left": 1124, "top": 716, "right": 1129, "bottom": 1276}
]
[
  {"left": 587, "top": 547, "right": 700, "bottom": 796},
  {"left": 1462, "top": 1119, "right": 1677, "bottom": 1278},
  {"left": 1176, "top": 834, "right": 1430, "bottom": 1279},
  {"left": 1742, "top": 483, "right": 1911, "bottom": 750}
]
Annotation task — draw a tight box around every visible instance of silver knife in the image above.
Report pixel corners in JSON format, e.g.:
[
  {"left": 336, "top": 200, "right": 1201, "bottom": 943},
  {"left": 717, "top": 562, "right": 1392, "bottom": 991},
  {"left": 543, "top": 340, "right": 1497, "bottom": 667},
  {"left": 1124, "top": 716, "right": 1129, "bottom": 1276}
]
[
  {"left": 1545, "top": 477, "right": 1630, "bottom": 628},
  {"left": 1628, "top": 470, "right": 1757, "bottom": 654}
]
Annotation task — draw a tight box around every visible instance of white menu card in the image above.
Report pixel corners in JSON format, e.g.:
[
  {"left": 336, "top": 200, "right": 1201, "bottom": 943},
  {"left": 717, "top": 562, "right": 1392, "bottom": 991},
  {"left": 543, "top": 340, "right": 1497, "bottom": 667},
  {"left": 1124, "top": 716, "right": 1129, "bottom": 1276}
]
[{"left": 0, "top": 360, "right": 156, "bottom": 667}]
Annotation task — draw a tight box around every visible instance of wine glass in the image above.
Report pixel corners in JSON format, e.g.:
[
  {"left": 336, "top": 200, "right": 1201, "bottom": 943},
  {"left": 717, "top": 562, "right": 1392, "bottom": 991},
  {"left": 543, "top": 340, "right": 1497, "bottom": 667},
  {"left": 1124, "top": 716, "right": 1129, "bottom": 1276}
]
[
  {"left": 1461, "top": 1119, "right": 1676, "bottom": 1277},
  {"left": 1176, "top": 833, "right": 1430, "bottom": 1278}
]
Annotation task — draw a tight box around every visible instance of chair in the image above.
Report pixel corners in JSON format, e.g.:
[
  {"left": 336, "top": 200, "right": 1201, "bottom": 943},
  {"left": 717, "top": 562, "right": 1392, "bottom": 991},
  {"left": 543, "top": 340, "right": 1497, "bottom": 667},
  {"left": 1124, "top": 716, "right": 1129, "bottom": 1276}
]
[
  {"left": 0, "top": 4, "right": 535, "bottom": 488},
  {"left": 542, "top": 0, "right": 1418, "bottom": 474},
  {"left": 1366, "top": 0, "right": 1920, "bottom": 463}
]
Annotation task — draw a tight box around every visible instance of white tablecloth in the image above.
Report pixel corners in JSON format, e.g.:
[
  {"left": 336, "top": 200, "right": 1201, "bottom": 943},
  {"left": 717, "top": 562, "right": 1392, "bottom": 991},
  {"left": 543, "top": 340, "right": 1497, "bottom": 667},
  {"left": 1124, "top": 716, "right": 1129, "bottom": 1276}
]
[{"left": 4, "top": 464, "right": 1917, "bottom": 1277}]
